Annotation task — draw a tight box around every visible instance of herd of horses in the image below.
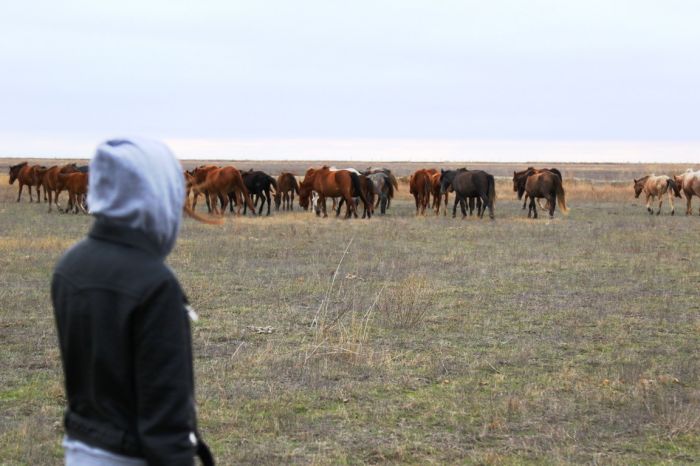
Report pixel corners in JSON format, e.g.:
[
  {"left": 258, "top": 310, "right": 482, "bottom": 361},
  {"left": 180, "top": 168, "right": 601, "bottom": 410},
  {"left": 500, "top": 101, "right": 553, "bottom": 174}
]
[{"left": 8, "top": 160, "right": 700, "bottom": 219}]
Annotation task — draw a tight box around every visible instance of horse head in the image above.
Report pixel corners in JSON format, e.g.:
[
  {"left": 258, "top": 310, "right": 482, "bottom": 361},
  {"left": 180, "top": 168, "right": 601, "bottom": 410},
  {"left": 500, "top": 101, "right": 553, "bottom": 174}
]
[
  {"left": 633, "top": 178, "right": 644, "bottom": 198},
  {"left": 8, "top": 162, "right": 28, "bottom": 184},
  {"left": 439, "top": 170, "right": 454, "bottom": 194}
]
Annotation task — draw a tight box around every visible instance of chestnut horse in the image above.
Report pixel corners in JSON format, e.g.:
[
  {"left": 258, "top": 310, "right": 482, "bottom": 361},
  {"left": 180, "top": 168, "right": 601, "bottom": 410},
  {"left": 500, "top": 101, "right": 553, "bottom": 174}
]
[
  {"left": 274, "top": 172, "right": 299, "bottom": 211},
  {"left": 524, "top": 171, "right": 568, "bottom": 218},
  {"left": 409, "top": 169, "right": 433, "bottom": 216},
  {"left": 673, "top": 169, "right": 700, "bottom": 215},
  {"left": 336, "top": 174, "right": 375, "bottom": 218},
  {"left": 430, "top": 171, "right": 449, "bottom": 216},
  {"left": 633, "top": 175, "right": 678, "bottom": 215},
  {"left": 58, "top": 172, "right": 89, "bottom": 214},
  {"left": 298, "top": 166, "right": 368, "bottom": 218},
  {"left": 37, "top": 163, "right": 78, "bottom": 212},
  {"left": 8, "top": 162, "right": 45, "bottom": 202},
  {"left": 186, "top": 166, "right": 255, "bottom": 216},
  {"left": 186, "top": 165, "right": 220, "bottom": 212}
]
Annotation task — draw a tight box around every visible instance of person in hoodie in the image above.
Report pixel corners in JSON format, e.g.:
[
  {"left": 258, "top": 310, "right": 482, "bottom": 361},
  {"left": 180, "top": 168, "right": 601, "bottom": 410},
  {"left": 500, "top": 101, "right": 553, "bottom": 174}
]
[{"left": 51, "top": 138, "right": 214, "bottom": 466}]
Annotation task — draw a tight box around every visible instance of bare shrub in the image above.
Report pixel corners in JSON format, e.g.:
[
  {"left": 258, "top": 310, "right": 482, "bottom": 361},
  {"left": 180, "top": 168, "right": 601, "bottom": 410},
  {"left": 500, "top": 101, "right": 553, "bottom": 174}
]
[{"left": 377, "top": 275, "right": 432, "bottom": 329}]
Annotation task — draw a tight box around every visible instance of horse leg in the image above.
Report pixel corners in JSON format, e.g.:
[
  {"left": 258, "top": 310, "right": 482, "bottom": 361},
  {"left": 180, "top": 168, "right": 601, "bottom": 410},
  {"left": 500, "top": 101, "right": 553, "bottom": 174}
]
[
  {"left": 522, "top": 193, "right": 528, "bottom": 210},
  {"left": 646, "top": 194, "right": 653, "bottom": 214},
  {"left": 460, "top": 197, "right": 467, "bottom": 218},
  {"left": 452, "top": 196, "right": 459, "bottom": 218},
  {"left": 17, "top": 183, "right": 24, "bottom": 202},
  {"left": 46, "top": 189, "right": 53, "bottom": 212},
  {"left": 657, "top": 195, "right": 663, "bottom": 215},
  {"left": 668, "top": 190, "right": 674, "bottom": 215},
  {"left": 548, "top": 194, "right": 556, "bottom": 218}
]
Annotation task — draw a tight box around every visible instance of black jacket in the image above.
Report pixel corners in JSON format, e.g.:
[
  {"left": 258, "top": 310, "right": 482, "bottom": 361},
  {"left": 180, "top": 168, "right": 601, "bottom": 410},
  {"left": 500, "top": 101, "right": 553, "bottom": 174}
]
[{"left": 52, "top": 220, "right": 213, "bottom": 465}]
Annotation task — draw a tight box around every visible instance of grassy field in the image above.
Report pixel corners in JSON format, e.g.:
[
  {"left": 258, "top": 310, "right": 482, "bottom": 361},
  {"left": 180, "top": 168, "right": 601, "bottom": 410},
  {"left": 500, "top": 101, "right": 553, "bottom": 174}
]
[{"left": 0, "top": 162, "right": 698, "bottom": 464}]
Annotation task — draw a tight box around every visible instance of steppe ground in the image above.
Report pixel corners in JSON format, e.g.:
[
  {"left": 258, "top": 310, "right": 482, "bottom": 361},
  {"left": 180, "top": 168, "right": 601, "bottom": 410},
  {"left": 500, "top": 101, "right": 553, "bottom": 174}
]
[{"left": 0, "top": 160, "right": 698, "bottom": 465}]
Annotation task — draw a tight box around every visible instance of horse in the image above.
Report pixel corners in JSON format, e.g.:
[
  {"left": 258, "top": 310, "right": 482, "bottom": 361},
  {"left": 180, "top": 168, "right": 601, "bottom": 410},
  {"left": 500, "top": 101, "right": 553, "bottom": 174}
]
[
  {"left": 366, "top": 172, "right": 394, "bottom": 215},
  {"left": 241, "top": 170, "right": 277, "bottom": 216},
  {"left": 298, "top": 166, "right": 368, "bottom": 218},
  {"left": 186, "top": 166, "right": 256, "bottom": 216},
  {"left": 8, "top": 162, "right": 45, "bottom": 203},
  {"left": 524, "top": 171, "right": 568, "bottom": 218},
  {"left": 633, "top": 175, "right": 678, "bottom": 215},
  {"left": 274, "top": 172, "right": 299, "bottom": 211},
  {"left": 513, "top": 167, "right": 562, "bottom": 210},
  {"left": 409, "top": 169, "right": 433, "bottom": 216},
  {"left": 37, "top": 163, "right": 78, "bottom": 212},
  {"left": 185, "top": 165, "right": 219, "bottom": 212},
  {"left": 673, "top": 169, "right": 700, "bottom": 215},
  {"left": 58, "top": 172, "right": 89, "bottom": 214},
  {"left": 336, "top": 174, "right": 375, "bottom": 218},
  {"left": 429, "top": 172, "right": 449, "bottom": 216},
  {"left": 440, "top": 169, "right": 496, "bottom": 219},
  {"left": 364, "top": 167, "right": 398, "bottom": 208}
]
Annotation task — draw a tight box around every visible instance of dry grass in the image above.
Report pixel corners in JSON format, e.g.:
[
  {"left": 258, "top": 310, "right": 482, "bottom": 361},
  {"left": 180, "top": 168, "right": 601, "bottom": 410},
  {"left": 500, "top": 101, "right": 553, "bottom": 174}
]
[{"left": 0, "top": 164, "right": 699, "bottom": 465}]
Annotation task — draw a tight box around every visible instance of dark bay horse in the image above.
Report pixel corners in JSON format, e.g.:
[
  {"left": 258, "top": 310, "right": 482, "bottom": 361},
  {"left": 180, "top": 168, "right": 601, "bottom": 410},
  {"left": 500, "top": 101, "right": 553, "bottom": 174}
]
[
  {"left": 299, "top": 166, "right": 368, "bottom": 218},
  {"left": 440, "top": 169, "right": 496, "bottom": 219},
  {"left": 513, "top": 167, "right": 562, "bottom": 210},
  {"left": 409, "top": 169, "right": 433, "bottom": 216},
  {"left": 274, "top": 172, "right": 299, "bottom": 211},
  {"left": 241, "top": 170, "right": 278, "bottom": 216},
  {"left": 525, "top": 171, "right": 568, "bottom": 218}
]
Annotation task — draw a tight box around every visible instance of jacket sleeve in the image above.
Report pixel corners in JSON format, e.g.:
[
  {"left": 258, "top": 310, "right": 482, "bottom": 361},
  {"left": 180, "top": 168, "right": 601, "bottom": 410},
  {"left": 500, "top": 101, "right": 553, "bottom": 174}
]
[{"left": 133, "top": 276, "right": 196, "bottom": 466}]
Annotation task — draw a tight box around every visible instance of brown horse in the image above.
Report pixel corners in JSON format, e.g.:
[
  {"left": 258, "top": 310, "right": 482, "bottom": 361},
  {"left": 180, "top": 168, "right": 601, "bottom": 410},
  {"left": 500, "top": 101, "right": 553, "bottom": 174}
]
[
  {"left": 673, "top": 169, "right": 700, "bottom": 215},
  {"left": 298, "top": 166, "right": 368, "bottom": 218},
  {"left": 58, "top": 172, "right": 89, "bottom": 214},
  {"left": 633, "top": 175, "right": 678, "bottom": 215},
  {"left": 430, "top": 172, "right": 449, "bottom": 216},
  {"left": 8, "top": 162, "right": 45, "bottom": 202},
  {"left": 186, "top": 165, "right": 220, "bottom": 212},
  {"left": 336, "top": 174, "right": 375, "bottom": 218},
  {"left": 37, "top": 163, "right": 78, "bottom": 212},
  {"left": 409, "top": 169, "right": 433, "bottom": 216},
  {"left": 274, "top": 172, "right": 300, "bottom": 211},
  {"left": 513, "top": 167, "right": 562, "bottom": 210},
  {"left": 186, "top": 166, "right": 255, "bottom": 216},
  {"left": 524, "top": 171, "right": 568, "bottom": 218}
]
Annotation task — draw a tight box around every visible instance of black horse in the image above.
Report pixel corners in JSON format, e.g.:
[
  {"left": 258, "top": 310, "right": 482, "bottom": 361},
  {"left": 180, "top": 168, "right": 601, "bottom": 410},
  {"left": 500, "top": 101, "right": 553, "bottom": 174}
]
[
  {"left": 237, "top": 170, "right": 278, "bottom": 216},
  {"left": 440, "top": 169, "right": 496, "bottom": 219}
]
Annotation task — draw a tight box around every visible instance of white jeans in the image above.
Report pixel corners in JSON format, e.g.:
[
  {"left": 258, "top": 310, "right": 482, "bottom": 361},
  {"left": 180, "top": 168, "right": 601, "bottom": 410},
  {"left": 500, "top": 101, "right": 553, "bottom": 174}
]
[{"left": 63, "top": 437, "right": 147, "bottom": 466}]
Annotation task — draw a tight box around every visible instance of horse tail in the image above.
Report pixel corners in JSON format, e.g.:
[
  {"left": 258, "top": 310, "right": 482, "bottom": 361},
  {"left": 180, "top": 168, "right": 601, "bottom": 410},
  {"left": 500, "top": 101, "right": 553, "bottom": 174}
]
[
  {"left": 268, "top": 175, "right": 278, "bottom": 193},
  {"left": 666, "top": 178, "right": 679, "bottom": 197},
  {"left": 550, "top": 168, "right": 563, "bottom": 180},
  {"left": 291, "top": 176, "right": 300, "bottom": 195},
  {"left": 350, "top": 172, "right": 369, "bottom": 207},
  {"left": 238, "top": 173, "right": 257, "bottom": 212},
  {"left": 423, "top": 174, "right": 431, "bottom": 202},
  {"left": 487, "top": 174, "right": 496, "bottom": 206},
  {"left": 388, "top": 173, "right": 399, "bottom": 191},
  {"left": 385, "top": 175, "right": 394, "bottom": 200},
  {"left": 554, "top": 176, "right": 569, "bottom": 213}
]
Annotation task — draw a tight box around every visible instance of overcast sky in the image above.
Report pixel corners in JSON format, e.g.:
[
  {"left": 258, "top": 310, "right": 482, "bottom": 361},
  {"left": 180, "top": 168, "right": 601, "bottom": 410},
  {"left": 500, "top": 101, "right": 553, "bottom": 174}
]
[{"left": 1, "top": 1, "right": 699, "bottom": 160}]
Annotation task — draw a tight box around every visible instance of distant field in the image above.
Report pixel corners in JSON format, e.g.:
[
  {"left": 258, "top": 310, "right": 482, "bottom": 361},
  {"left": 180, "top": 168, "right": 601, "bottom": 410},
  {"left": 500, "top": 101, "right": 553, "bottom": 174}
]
[{"left": 0, "top": 163, "right": 698, "bottom": 464}]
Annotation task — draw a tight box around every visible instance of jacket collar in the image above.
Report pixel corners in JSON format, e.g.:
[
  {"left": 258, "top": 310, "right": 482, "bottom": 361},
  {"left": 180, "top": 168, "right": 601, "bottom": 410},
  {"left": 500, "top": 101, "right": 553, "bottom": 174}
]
[{"left": 89, "top": 218, "right": 163, "bottom": 258}]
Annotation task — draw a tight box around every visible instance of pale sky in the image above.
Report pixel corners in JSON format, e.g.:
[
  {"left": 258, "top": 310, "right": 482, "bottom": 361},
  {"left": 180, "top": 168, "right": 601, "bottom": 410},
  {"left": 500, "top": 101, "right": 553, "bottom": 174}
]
[{"left": 2, "top": 1, "right": 699, "bottom": 161}]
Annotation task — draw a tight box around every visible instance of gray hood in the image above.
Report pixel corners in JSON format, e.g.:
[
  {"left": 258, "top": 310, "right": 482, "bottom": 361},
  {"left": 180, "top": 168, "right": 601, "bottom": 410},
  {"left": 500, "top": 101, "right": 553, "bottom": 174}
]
[{"left": 87, "top": 138, "right": 185, "bottom": 257}]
